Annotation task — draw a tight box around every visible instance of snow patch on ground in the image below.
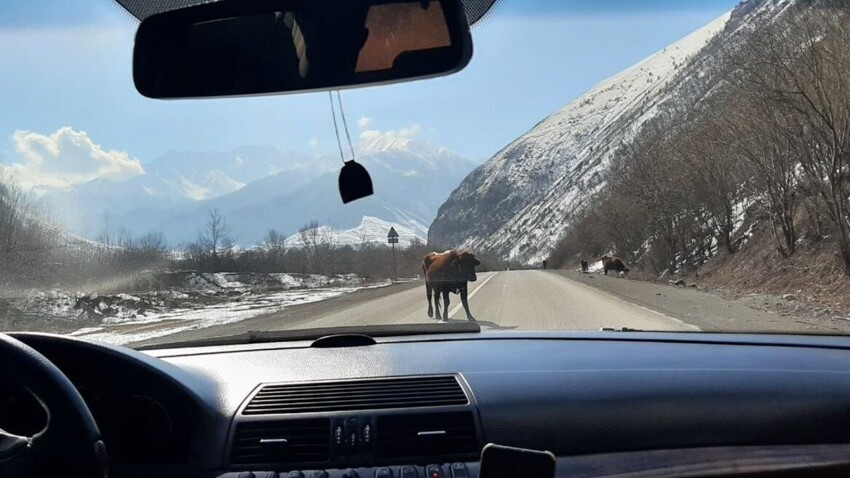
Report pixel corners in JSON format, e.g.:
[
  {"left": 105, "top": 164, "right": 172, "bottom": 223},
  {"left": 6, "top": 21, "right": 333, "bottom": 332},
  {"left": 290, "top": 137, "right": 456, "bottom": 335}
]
[
  {"left": 9, "top": 272, "right": 387, "bottom": 345},
  {"left": 71, "top": 282, "right": 391, "bottom": 345}
]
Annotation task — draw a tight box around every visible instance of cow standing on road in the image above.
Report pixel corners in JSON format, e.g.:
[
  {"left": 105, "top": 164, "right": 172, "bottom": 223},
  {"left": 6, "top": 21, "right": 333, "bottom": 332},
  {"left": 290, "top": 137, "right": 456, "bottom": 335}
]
[
  {"left": 422, "top": 250, "right": 481, "bottom": 322},
  {"left": 580, "top": 260, "right": 589, "bottom": 274},
  {"left": 601, "top": 255, "right": 630, "bottom": 276}
]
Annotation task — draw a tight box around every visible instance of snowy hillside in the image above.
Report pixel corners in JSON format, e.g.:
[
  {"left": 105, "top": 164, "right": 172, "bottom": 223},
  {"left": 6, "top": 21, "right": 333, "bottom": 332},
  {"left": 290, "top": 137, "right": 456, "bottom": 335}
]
[
  {"left": 284, "top": 216, "right": 425, "bottom": 248},
  {"left": 429, "top": 10, "right": 736, "bottom": 262}
]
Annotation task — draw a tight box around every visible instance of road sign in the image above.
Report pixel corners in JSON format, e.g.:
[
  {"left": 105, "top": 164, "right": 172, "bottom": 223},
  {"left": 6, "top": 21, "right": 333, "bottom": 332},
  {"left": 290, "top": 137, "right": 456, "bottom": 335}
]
[{"left": 388, "top": 227, "right": 399, "bottom": 282}]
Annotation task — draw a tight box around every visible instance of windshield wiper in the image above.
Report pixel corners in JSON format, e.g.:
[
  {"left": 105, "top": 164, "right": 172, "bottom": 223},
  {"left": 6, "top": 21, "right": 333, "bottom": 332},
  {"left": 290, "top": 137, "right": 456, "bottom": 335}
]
[
  {"left": 600, "top": 327, "right": 644, "bottom": 332},
  {"left": 135, "top": 322, "right": 481, "bottom": 350}
]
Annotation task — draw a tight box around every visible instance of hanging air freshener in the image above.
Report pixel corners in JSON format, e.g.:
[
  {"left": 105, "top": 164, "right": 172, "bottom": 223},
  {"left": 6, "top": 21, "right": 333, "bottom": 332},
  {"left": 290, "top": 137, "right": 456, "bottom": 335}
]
[
  {"left": 339, "top": 159, "right": 373, "bottom": 204},
  {"left": 329, "top": 90, "right": 373, "bottom": 203}
]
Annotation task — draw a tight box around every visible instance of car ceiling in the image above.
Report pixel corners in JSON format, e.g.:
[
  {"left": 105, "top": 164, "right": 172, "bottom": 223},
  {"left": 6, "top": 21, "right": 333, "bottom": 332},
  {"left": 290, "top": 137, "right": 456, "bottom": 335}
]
[{"left": 113, "top": 0, "right": 502, "bottom": 27}]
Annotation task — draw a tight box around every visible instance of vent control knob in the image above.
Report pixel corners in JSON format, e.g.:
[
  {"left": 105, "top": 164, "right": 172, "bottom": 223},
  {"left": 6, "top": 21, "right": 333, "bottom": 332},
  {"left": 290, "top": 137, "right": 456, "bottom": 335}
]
[
  {"left": 400, "top": 465, "right": 419, "bottom": 478},
  {"left": 375, "top": 467, "right": 393, "bottom": 478},
  {"left": 450, "top": 463, "right": 469, "bottom": 478}
]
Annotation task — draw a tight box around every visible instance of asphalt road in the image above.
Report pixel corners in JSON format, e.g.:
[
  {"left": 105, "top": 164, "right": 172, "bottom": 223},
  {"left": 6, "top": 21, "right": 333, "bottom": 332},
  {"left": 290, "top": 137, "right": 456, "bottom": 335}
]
[
  {"left": 227, "top": 270, "right": 697, "bottom": 332},
  {"left": 134, "top": 271, "right": 700, "bottom": 346}
]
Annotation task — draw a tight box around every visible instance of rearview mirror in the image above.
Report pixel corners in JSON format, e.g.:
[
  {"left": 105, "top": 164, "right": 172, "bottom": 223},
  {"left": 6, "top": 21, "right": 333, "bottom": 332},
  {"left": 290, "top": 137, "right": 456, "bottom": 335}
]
[{"left": 133, "top": 0, "right": 473, "bottom": 99}]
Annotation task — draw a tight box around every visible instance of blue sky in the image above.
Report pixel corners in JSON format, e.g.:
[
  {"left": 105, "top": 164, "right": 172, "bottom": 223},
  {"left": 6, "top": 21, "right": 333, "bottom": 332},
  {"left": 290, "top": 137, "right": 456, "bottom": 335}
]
[{"left": 0, "top": 0, "right": 738, "bottom": 190}]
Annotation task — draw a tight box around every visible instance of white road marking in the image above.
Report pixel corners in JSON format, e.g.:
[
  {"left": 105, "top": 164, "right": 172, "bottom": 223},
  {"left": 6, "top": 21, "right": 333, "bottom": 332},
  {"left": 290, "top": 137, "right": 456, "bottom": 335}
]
[{"left": 448, "top": 272, "right": 500, "bottom": 319}]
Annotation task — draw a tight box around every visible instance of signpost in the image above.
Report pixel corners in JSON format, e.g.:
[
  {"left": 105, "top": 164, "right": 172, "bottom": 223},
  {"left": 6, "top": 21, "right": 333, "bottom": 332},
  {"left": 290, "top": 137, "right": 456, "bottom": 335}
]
[{"left": 387, "top": 227, "right": 399, "bottom": 282}]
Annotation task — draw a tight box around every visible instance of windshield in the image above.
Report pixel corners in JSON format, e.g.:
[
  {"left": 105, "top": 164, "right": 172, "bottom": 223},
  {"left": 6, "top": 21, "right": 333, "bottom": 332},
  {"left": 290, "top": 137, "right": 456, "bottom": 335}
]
[{"left": 3, "top": 0, "right": 850, "bottom": 348}]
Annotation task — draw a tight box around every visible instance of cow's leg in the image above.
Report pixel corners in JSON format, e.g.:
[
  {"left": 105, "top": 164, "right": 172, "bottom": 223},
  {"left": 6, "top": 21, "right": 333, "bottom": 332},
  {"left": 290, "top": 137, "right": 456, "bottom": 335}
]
[
  {"left": 434, "top": 288, "right": 443, "bottom": 321},
  {"left": 442, "top": 290, "right": 450, "bottom": 321},
  {"left": 426, "top": 283, "right": 434, "bottom": 318},
  {"left": 460, "top": 287, "right": 475, "bottom": 321}
]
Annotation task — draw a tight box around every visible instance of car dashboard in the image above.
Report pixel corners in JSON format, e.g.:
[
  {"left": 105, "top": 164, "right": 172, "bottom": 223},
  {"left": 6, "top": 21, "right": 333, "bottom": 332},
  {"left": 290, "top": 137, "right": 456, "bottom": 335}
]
[{"left": 8, "top": 331, "right": 850, "bottom": 478}]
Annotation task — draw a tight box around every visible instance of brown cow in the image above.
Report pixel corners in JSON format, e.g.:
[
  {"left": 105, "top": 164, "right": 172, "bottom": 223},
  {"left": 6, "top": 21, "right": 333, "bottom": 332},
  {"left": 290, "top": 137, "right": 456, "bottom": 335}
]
[
  {"left": 580, "top": 259, "right": 589, "bottom": 274},
  {"left": 422, "top": 250, "right": 481, "bottom": 322},
  {"left": 601, "top": 255, "right": 630, "bottom": 276}
]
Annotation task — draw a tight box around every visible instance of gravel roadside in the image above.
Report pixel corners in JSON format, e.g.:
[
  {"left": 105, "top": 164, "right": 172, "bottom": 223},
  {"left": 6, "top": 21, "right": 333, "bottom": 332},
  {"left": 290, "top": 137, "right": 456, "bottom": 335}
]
[{"left": 551, "top": 270, "right": 850, "bottom": 334}]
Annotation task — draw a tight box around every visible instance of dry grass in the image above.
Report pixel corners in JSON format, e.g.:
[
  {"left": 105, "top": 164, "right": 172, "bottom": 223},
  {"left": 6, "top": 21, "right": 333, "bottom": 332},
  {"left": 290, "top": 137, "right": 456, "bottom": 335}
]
[{"left": 686, "top": 219, "right": 850, "bottom": 318}]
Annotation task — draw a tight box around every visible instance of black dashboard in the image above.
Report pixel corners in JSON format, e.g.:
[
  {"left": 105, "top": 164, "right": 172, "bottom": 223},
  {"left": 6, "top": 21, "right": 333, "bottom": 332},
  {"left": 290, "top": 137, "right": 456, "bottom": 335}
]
[{"left": 9, "top": 331, "right": 850, "bottom": 477}]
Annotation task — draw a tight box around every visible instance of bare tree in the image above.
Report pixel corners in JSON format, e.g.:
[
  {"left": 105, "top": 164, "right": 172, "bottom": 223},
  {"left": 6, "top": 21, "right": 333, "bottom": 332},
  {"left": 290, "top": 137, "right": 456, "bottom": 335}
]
[
  {"left": 731, "top": 2, "right": 850, "bottom": 272},
  {"left": 199, "top": 209, "right": 231, "bottom": 272},
  {"left": 264, "top": 228, "right": 286, "bottom": 271},
  {"left": 719, "top": 93, "right": 800, "bottom": 256},
  {"left": 298, "top": 220, "right": 321, "bottom": 272},
  {"left": 676, "top": 104, "right": 749, "bottom": 255}
]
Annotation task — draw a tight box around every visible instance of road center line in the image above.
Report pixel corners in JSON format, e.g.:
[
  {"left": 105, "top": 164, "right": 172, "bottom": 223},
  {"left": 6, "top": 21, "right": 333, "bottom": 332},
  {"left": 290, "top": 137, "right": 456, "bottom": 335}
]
[{"left": 448, "top": 271, "right": 500, "bottom": 319}]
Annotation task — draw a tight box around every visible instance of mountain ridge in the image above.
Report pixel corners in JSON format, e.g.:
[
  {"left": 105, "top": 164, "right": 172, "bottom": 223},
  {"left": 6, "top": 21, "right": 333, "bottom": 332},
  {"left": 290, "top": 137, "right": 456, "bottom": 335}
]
[
  {"left": 428, "top": 9, "right": 739, "bottom": 262},
  {"left": 39, "top": 139, "right": 474, "bottom": 246}
]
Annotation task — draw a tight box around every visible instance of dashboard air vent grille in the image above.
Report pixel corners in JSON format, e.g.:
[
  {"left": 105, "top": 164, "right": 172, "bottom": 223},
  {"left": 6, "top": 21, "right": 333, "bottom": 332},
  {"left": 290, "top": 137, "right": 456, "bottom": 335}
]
[
  {"left": 243, "top": 376, "right": 468, "bottom": 415},
  {"left": 375, "top": 411, "right": 479, "bottom": 460},
  {"left": 231, "top": 418, "right": 330, "bottom": 464}
]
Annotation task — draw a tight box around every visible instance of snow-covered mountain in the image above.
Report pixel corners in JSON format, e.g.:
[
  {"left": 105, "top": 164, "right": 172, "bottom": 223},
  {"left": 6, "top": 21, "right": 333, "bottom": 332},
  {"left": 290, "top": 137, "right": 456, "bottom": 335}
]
[
  {"left": 429, "top": 3, "right": 780, "bottom": 263},
  {"left": 177, "top": 137, "right": 475, "bottom": 245},
  {"left": 40, "top": 145, "right": 331, "bottom": 237},
  {"left": 284, "top": 216, "right": 425, "bottom": 248},
  {"left": 41, "top": 139, "right": 474, "bottom": 246}
]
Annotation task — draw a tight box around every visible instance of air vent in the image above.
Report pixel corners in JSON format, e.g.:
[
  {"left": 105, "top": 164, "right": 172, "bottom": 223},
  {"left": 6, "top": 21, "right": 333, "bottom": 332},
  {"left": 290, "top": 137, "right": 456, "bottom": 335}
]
[
  {"left": 243, "top": 376, "right": 468, "bottom": 415},
  {"left": 375, "top": 411, "right": 479, "bottom": 460},
  {"left": 231, "top": 418, "right": 330, "bottom": 465}
]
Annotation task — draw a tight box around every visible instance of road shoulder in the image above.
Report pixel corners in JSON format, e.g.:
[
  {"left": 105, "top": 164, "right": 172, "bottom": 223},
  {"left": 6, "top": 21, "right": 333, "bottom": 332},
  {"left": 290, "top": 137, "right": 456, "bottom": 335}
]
[
  {"left": 130, "top": 280, "right": 422, "bottom": 348},
  {"left": 551, "top": 270, "right": 850, "bottom": 334}
]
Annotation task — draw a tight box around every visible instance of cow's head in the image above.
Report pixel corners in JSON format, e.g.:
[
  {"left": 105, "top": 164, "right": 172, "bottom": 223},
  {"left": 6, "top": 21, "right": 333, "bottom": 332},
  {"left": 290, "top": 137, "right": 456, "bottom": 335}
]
[{"left": 454, "top": 251, "right": 481, "bottom": 282}]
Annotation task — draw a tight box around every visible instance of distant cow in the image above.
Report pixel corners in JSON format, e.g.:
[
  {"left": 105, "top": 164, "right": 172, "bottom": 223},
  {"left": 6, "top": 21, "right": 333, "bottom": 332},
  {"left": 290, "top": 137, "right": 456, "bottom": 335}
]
[
  {"left": 580, "top": 260, "right": 589, "bottom": 274},
  {"left": 601, "top": 255, "right": 630, "bottom": 276},
  {"left": 422, "top": 250, "right": 481, "bottom": 322}
]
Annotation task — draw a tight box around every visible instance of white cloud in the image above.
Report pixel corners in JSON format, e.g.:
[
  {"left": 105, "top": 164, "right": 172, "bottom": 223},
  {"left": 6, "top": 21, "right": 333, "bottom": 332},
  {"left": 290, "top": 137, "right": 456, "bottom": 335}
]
[
  {"left": 357, "top": 117, "right": 374, "bottom": 129},
  {"left": 6, "top": 127, "right": 144, "bottom": 191},
  {"left": 359, "top": 123, "right": 422, "bottom": 141},
  {"left": 309, "top": 137, "right": 319, "bottom": 148}
]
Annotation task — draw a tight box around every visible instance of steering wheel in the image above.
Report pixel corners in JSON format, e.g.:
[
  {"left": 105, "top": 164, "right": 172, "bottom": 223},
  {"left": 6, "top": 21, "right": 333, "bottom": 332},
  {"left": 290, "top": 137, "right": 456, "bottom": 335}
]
[{"left": 0, "top": 334, "right": 107, "bottom": 477}]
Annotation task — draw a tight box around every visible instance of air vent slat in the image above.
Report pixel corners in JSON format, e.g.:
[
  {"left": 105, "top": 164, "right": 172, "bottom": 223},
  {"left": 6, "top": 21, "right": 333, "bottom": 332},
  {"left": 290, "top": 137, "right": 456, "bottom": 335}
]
[
  {"left": 259, "top": 377, "right": 453, "bottom": 390},
  {"left": 231, "top": 418, "right": 330, "bottom": 465},
  {"left": 250, "top": 390, "right": 464, "bottom": 403},
  {"left": 253, "top": 384, "right": 463, "bottom": 399},
  {"left": 375, "top": 411, "right": 479, "bottom": 460},
  {"left": 255, "top": 384, "right": 458, "bottom": 396},
  {"left": 246, "top": 399, "right": 467, "bottom": 410},
  {"left": 243, "top": 376, "right": 468, "bottom": 415}
]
